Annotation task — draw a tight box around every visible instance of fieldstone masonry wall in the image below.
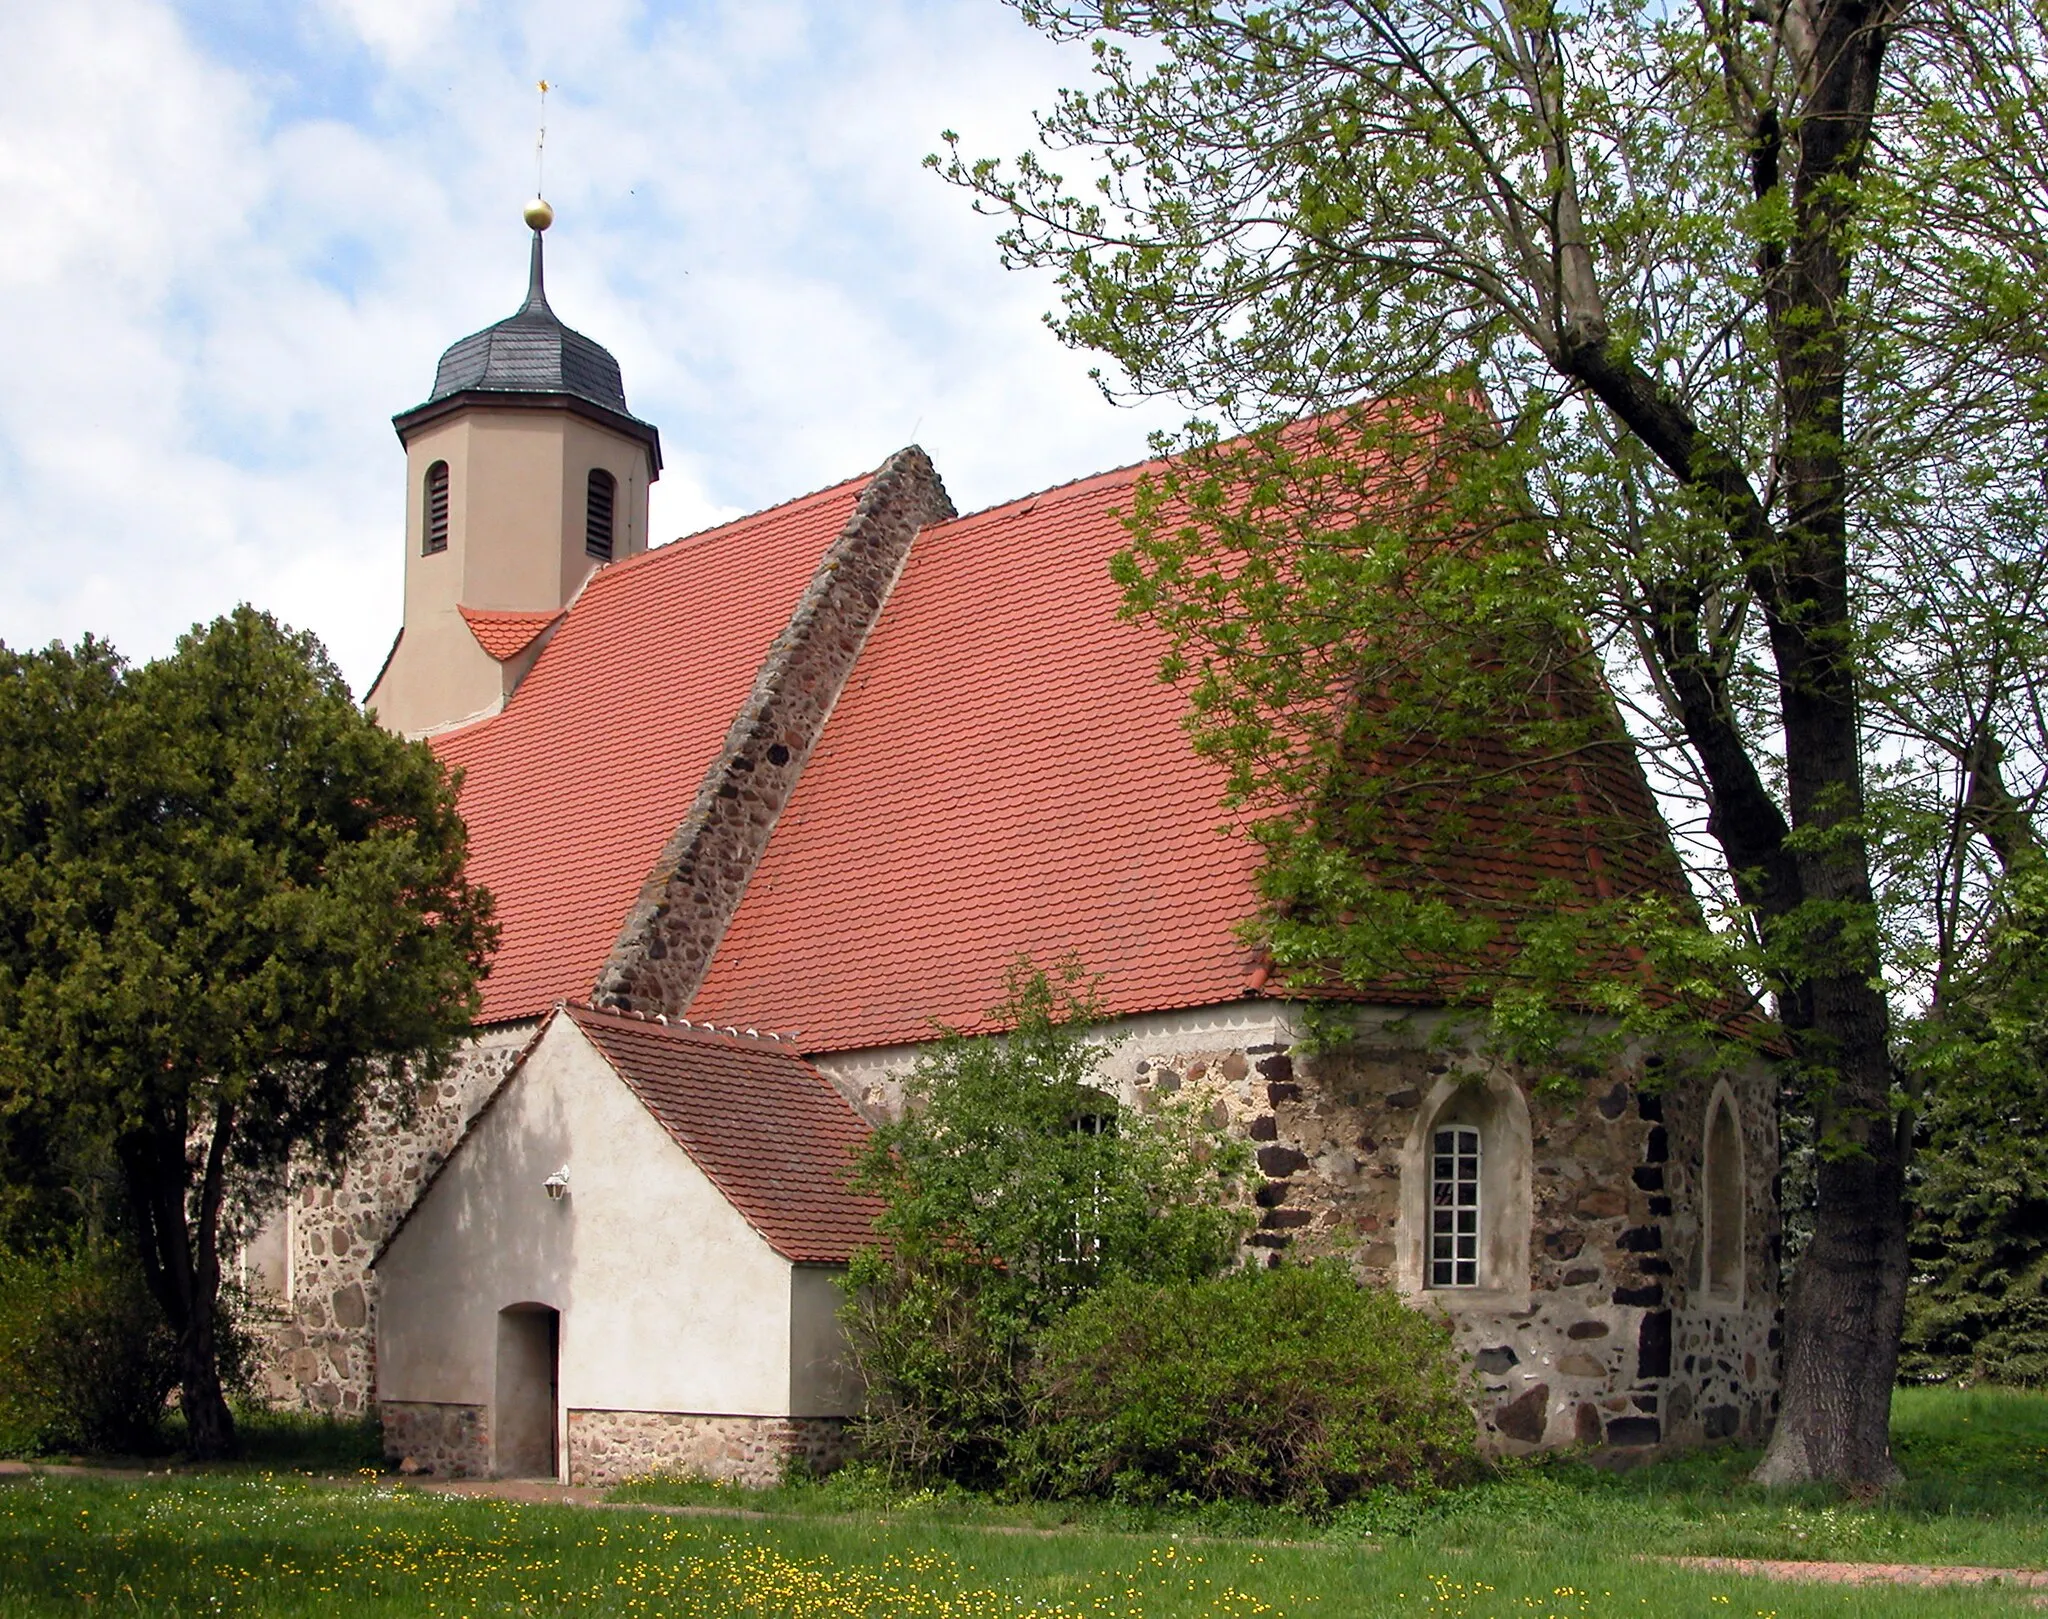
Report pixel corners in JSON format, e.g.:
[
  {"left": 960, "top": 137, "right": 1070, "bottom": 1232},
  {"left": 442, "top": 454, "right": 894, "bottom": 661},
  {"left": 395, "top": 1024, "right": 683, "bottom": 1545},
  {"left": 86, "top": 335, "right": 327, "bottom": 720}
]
[
  {"left": 383, "top": 1402, "right": 491, "bottom": 1478},
  {"left": 378, "top": 1404, "right": 846, "bottom": 1484},
  {"left": 819, "top": 998, "right": 1781, "bottom": 1458},
  {"left": 248, "top": 1022, "right": 539, "bottom": 1413},
  {"left": 592, "top": 446, "right": 955, "bottom": 1017},
  {"left": 566, "top": 1411, "right": 851, "bottom": 1488}
]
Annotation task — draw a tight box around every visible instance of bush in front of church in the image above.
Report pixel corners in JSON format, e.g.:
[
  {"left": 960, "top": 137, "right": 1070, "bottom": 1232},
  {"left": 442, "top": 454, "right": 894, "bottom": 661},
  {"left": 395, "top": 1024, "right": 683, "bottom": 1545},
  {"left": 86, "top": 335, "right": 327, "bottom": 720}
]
[
  {"left": 0, "top": 1243, "right": 180, "bottom": 1456},
  {"left": 1011, "top": 1262, "right": 1476, "bottom": 1512},
  {"left": 843, "top": 958, "right": 1256, "bottom": 1489}
]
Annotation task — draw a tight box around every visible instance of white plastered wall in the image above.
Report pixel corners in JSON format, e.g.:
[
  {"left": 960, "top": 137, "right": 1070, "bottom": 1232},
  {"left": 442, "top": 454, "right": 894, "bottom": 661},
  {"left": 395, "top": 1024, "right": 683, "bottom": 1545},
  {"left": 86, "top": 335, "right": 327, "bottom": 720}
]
[{"left": 375, "top": 1015, "right": 814, "bottom": 1422}]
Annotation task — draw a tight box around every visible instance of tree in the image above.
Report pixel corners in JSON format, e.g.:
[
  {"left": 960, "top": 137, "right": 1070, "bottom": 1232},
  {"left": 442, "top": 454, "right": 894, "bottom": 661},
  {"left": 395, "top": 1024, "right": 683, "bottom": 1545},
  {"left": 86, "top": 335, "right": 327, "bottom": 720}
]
[
  {"left": 0, "top": 610, "right": 493, "bottom": 1458},
  {"left": 939, "top": 0, "right": 2048, "bottom": 1484},
  {"left": 1899, "top": 864, "right": 2048, "bottom": 1386},
  {"left": 844, "top": 959, "right": 1253, "bottom": 1485}
]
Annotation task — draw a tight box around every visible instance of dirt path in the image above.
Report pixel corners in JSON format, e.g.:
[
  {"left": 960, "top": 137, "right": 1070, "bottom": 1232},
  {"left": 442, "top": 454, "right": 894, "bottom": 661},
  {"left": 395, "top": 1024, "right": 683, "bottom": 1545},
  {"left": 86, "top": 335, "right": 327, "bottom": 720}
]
[{"left": 1665, "top": 1555, "right": 2048, "bottom": 1591}]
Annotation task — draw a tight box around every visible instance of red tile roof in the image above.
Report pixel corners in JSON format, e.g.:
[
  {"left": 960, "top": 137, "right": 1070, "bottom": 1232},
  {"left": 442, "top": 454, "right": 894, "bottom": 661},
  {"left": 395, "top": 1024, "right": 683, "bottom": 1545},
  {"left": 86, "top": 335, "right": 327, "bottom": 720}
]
[
  {"left": 435, "top": 475, "right": 872, "bottom": 1024},
  {"left": 459, "top": 606, "right": 562, "bottom": 662},
  {"left": 567, "top": 1004, "right": 881, "bottom": 1263},
  {"left": 687, "top": 462, "right": 1268, "bottom": 1053}
]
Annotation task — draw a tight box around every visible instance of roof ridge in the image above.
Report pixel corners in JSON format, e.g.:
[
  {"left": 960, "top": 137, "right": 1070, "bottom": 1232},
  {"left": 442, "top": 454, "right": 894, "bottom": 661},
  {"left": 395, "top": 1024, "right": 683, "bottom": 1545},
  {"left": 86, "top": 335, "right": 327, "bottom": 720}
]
[
  {"left": 647, "top": 468, "right": 884, "bottom": 561},
  {"left": 934, "top": 404, "right": 1386, "bottom": 530},
  {"left": 938, "top": 452, "right": 1165, "bottom": 530},
  {"left": 564, "top": 999, "right": 800, "bottom": 1046}
]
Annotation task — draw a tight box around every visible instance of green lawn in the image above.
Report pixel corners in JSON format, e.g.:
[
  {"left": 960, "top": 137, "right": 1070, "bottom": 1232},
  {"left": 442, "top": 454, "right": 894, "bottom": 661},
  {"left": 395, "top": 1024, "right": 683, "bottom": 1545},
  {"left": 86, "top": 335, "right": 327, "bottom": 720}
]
[{"left": 0, "top": 1388, "right": 2042, "bottom": 1617}]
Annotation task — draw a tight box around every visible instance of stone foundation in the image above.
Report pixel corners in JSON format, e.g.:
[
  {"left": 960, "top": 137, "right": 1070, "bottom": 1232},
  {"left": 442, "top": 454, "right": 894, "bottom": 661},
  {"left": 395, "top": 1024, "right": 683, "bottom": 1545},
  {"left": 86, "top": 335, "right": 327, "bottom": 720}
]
[
  {"left": 382, "top": 1401, "right": 491, "bottom": 1478},
  {"left": 565, "top": 1410, "right": 851, "bottom": 1488}
]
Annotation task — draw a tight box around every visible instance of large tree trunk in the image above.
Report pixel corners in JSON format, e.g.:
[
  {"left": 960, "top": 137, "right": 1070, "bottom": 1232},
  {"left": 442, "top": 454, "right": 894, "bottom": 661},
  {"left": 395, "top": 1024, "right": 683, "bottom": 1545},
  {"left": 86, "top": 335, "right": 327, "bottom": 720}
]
[
  {"left": 125, "top": 1099, "right": 240, "bottom": 1461},
  {"left": 1756, "top": 1109, "right": 1910, "bottom": 1485},
  {"left": 177, "top": 1290, "right": 239, "bottom": 1462}
]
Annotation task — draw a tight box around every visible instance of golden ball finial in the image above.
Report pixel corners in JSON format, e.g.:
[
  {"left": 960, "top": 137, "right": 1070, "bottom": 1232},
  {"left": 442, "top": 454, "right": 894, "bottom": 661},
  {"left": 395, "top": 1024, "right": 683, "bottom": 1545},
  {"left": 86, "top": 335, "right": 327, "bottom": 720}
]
[{"left": 524, "top": 196, "right": 555, "bottom": 232}]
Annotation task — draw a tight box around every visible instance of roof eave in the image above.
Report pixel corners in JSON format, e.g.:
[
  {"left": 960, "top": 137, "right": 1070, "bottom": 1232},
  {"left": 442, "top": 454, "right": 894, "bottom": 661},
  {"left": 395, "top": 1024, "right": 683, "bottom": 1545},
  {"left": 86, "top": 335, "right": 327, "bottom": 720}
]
[{"left": 392, "top": 389, "right": 664, "bottom": 479}]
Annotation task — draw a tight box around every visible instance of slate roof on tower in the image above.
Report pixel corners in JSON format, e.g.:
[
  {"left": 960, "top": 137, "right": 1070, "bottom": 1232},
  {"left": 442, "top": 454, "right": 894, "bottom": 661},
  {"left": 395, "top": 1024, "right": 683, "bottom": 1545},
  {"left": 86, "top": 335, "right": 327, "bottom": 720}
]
[{"left": 393, "top": 232, "right": 662, "bottom": 472}]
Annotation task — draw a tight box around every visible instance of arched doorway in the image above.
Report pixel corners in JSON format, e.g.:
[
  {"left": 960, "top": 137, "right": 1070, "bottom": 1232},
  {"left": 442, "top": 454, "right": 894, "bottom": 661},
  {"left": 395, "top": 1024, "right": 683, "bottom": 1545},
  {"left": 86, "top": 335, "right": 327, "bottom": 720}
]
[{"left": 494, "top": 1304, "right": 559, "bottom": 1479}]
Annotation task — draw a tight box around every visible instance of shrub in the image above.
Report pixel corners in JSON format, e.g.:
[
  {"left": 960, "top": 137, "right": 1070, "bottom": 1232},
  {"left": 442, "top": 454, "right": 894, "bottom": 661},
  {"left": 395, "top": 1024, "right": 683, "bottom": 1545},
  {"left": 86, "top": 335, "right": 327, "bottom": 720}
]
[
  {"left": 0, "top": 1244, "right": 179, "bottom": 1455},
  {"left": 1012, "top": 1263, "right": 1477, "bottom": 1513},
  {"left": 844, "top": 958, "right": 1255, "bottom": 1486}
]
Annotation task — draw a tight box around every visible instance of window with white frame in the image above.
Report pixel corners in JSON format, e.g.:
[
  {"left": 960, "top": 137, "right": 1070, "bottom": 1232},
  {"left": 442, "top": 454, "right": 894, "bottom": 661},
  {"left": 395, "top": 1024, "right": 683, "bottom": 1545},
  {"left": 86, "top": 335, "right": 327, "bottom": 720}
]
[{"left": 1430, "top": 1125, "right": 1482, "bottom": 1287}]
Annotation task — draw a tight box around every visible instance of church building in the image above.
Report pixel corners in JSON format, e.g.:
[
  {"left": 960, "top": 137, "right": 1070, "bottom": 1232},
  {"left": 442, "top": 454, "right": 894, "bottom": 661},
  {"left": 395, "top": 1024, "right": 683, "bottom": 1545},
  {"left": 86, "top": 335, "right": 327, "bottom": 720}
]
[{"left": 251, "top": 207, "right": 1782, "bottom": 1485}]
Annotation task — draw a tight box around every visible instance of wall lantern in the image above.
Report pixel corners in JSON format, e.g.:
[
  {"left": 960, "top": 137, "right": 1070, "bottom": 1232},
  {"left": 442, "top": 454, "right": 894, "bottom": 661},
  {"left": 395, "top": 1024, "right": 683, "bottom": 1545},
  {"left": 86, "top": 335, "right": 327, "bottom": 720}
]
[{"left": 543, "top": 1166, "right": 570, "bottom": 1201}]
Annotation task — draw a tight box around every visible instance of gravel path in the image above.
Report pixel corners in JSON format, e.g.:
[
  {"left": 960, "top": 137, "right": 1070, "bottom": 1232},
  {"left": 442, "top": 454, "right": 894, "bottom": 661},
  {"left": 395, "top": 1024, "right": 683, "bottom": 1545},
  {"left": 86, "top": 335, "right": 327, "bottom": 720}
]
[{"left": 1666, "top": 1555, "right": 2048, "bottom": 1591}]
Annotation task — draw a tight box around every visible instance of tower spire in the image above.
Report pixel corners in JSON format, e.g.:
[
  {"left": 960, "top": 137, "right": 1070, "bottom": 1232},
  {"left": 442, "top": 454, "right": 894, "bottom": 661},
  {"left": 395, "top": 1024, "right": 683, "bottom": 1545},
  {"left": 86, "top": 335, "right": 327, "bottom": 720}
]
[
  {"left": 521, "top": 221, "right": 551, "bottom": 315},
  {"left": 522, "top": 77, "right": 555, "bottom": 314}
]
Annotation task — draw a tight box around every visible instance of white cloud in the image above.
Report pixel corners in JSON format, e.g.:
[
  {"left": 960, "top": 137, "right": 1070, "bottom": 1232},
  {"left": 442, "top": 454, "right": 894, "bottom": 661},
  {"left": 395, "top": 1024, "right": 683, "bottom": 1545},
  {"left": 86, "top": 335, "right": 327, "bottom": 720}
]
[{"left": 0, "top": 0, "right": 1181, "bottom": 693}]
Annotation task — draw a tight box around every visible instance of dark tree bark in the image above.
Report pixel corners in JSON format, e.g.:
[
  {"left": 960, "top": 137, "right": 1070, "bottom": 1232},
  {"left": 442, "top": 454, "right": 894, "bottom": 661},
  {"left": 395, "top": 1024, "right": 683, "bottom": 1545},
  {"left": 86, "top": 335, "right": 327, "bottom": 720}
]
[
  {"left": 1558, "top": 0, "right": 1908, "bottom": 1484},
  {"left": 125, "top": 1098, "right": 239, "bottom": 1461}
]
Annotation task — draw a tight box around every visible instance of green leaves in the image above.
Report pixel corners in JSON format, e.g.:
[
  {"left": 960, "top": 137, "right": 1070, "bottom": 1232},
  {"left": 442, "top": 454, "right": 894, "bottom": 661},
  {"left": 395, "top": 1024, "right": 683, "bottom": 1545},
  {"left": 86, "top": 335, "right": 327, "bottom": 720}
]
[
  {"left": 0, "top": 609, "right": 494, "bottom": 1180},
  {"left": 1013, "top": 1263, "right": 1476, "bottom": 1510},
  {"left": 842, "top": 958, "right": 1254, "bottom": 1485},
  {"left": 0, "top": 608, "right": 496, "bottom": 1454}
]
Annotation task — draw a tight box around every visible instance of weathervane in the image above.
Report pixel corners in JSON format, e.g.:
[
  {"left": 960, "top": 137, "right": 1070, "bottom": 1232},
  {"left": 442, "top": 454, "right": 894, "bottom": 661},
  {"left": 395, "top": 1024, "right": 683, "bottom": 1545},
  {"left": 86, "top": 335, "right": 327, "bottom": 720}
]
[{"left": 525, "top": 79, "right": 554, "bottom": 232}]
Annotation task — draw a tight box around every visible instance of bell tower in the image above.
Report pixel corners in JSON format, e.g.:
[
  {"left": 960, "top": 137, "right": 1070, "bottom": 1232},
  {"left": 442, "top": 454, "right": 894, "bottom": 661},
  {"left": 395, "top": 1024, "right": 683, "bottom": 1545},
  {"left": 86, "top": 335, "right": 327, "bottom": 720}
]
[{"left": 367, "top": 199, "right": 662, "bottom": 737}]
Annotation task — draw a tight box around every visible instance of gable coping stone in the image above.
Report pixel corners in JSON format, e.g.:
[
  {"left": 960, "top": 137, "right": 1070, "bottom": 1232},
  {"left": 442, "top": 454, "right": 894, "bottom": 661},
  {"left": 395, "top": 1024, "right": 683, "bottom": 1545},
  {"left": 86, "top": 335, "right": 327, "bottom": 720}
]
[{"left": 592, "top": 444, "right": 954, "bottom": 1016}]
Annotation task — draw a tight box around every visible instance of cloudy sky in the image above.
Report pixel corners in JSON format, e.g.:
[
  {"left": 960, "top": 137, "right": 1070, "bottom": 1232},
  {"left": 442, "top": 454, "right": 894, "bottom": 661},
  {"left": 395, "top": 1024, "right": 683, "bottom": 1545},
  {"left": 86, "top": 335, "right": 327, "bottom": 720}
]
[{"left": 0, "top": 0, "right": 1185, "bottom": 694}]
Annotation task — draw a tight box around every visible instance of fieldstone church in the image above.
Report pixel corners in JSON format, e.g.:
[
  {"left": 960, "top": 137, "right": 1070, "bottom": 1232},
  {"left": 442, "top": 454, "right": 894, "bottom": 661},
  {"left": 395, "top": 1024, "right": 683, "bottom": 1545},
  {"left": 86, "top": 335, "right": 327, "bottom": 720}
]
[{"left": 243, "top": 211, "right": 1782, "bottom": 1485}]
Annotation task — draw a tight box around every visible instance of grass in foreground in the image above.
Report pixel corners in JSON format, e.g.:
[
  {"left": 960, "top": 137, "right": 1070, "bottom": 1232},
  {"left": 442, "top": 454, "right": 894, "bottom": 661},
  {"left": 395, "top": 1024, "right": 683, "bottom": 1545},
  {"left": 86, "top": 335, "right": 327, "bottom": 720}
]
[
  {"left": 0, "top": 1471, "right": 2041, "bottom": 1618},
  {"left": 1, "top": 1386, "right": 2042, "bottom": 1616},
  {"left": 613, "top": 1386, "right": 2048, "bottom": 1572}
]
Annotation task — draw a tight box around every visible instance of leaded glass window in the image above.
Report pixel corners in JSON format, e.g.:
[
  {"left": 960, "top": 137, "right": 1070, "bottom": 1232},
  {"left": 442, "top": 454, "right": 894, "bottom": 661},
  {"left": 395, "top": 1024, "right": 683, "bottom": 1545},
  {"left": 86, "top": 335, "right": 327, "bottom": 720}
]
[{"left": 1430, "top": 1125, "right": 1481, "bottom": 1287}]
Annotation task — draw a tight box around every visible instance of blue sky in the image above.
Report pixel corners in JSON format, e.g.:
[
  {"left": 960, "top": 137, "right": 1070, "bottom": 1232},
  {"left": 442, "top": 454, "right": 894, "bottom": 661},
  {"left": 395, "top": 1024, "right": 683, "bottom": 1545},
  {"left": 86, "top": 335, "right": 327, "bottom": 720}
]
[{"left": 0, "top": 0, "right": 1184, "bottom": 693}]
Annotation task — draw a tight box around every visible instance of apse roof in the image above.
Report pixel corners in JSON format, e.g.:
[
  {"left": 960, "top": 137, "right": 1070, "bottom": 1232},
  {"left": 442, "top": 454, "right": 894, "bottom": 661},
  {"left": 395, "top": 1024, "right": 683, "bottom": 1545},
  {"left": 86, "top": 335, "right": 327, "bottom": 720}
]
[{"left": 684, "top": 453, "right": 1694, "bottom": 1053}]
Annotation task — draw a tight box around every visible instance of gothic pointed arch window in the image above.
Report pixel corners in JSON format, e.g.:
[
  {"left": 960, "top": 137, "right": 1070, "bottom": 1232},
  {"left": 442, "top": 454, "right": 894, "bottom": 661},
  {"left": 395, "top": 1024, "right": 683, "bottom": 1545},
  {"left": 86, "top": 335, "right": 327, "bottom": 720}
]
[
  {"left": 422, "top": 460, "right": 450, "bottom": 556},
  {"left": 1702, "top": 1091, "right": 1745, "bottom": 1303},
  {"left": 585, "top": 468, "right": 617, "bottom": 562}
]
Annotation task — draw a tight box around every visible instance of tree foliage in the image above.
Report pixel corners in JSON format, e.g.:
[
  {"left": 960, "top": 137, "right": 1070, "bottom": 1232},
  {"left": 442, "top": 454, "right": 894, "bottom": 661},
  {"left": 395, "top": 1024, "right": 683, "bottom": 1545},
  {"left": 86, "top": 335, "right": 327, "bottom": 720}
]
[
  {"left": 843, "top": 959, "right": 1254, "bottom": 1486},
  {"left": 0, "top": 609, "right": 494, "bottom": 1457},
  {"left": 937, "top": 0, "right": 2048, "bottom": 1482},
  {"left": 1901, "top": 866, "right": 2048, "bottom": 1386}
]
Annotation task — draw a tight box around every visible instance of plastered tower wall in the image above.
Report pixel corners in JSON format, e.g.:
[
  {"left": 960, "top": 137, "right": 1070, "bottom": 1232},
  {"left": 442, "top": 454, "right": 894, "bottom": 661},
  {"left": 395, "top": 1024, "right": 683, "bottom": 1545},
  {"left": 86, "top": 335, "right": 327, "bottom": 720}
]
[{"left": 369, "top": 406, "right": 656, "bottom": 738}]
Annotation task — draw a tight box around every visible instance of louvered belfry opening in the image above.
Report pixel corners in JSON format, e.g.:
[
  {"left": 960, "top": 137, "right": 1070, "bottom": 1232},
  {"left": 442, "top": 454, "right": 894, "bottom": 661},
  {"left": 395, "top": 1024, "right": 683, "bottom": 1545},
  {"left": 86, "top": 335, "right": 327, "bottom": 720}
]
[
  {"left": 586, "top": 468, "right": 617, "bottom": 562},
  {"left": 423, "top": 460, "right": 451, "bottom": 556}
]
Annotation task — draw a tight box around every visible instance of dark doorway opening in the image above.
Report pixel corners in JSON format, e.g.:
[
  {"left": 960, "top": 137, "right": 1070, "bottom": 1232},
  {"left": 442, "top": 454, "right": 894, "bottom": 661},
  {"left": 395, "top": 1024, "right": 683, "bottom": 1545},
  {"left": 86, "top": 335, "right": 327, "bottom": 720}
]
[{"left": 494, "top": 1304, "right": 559, "bottom": 1479}]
